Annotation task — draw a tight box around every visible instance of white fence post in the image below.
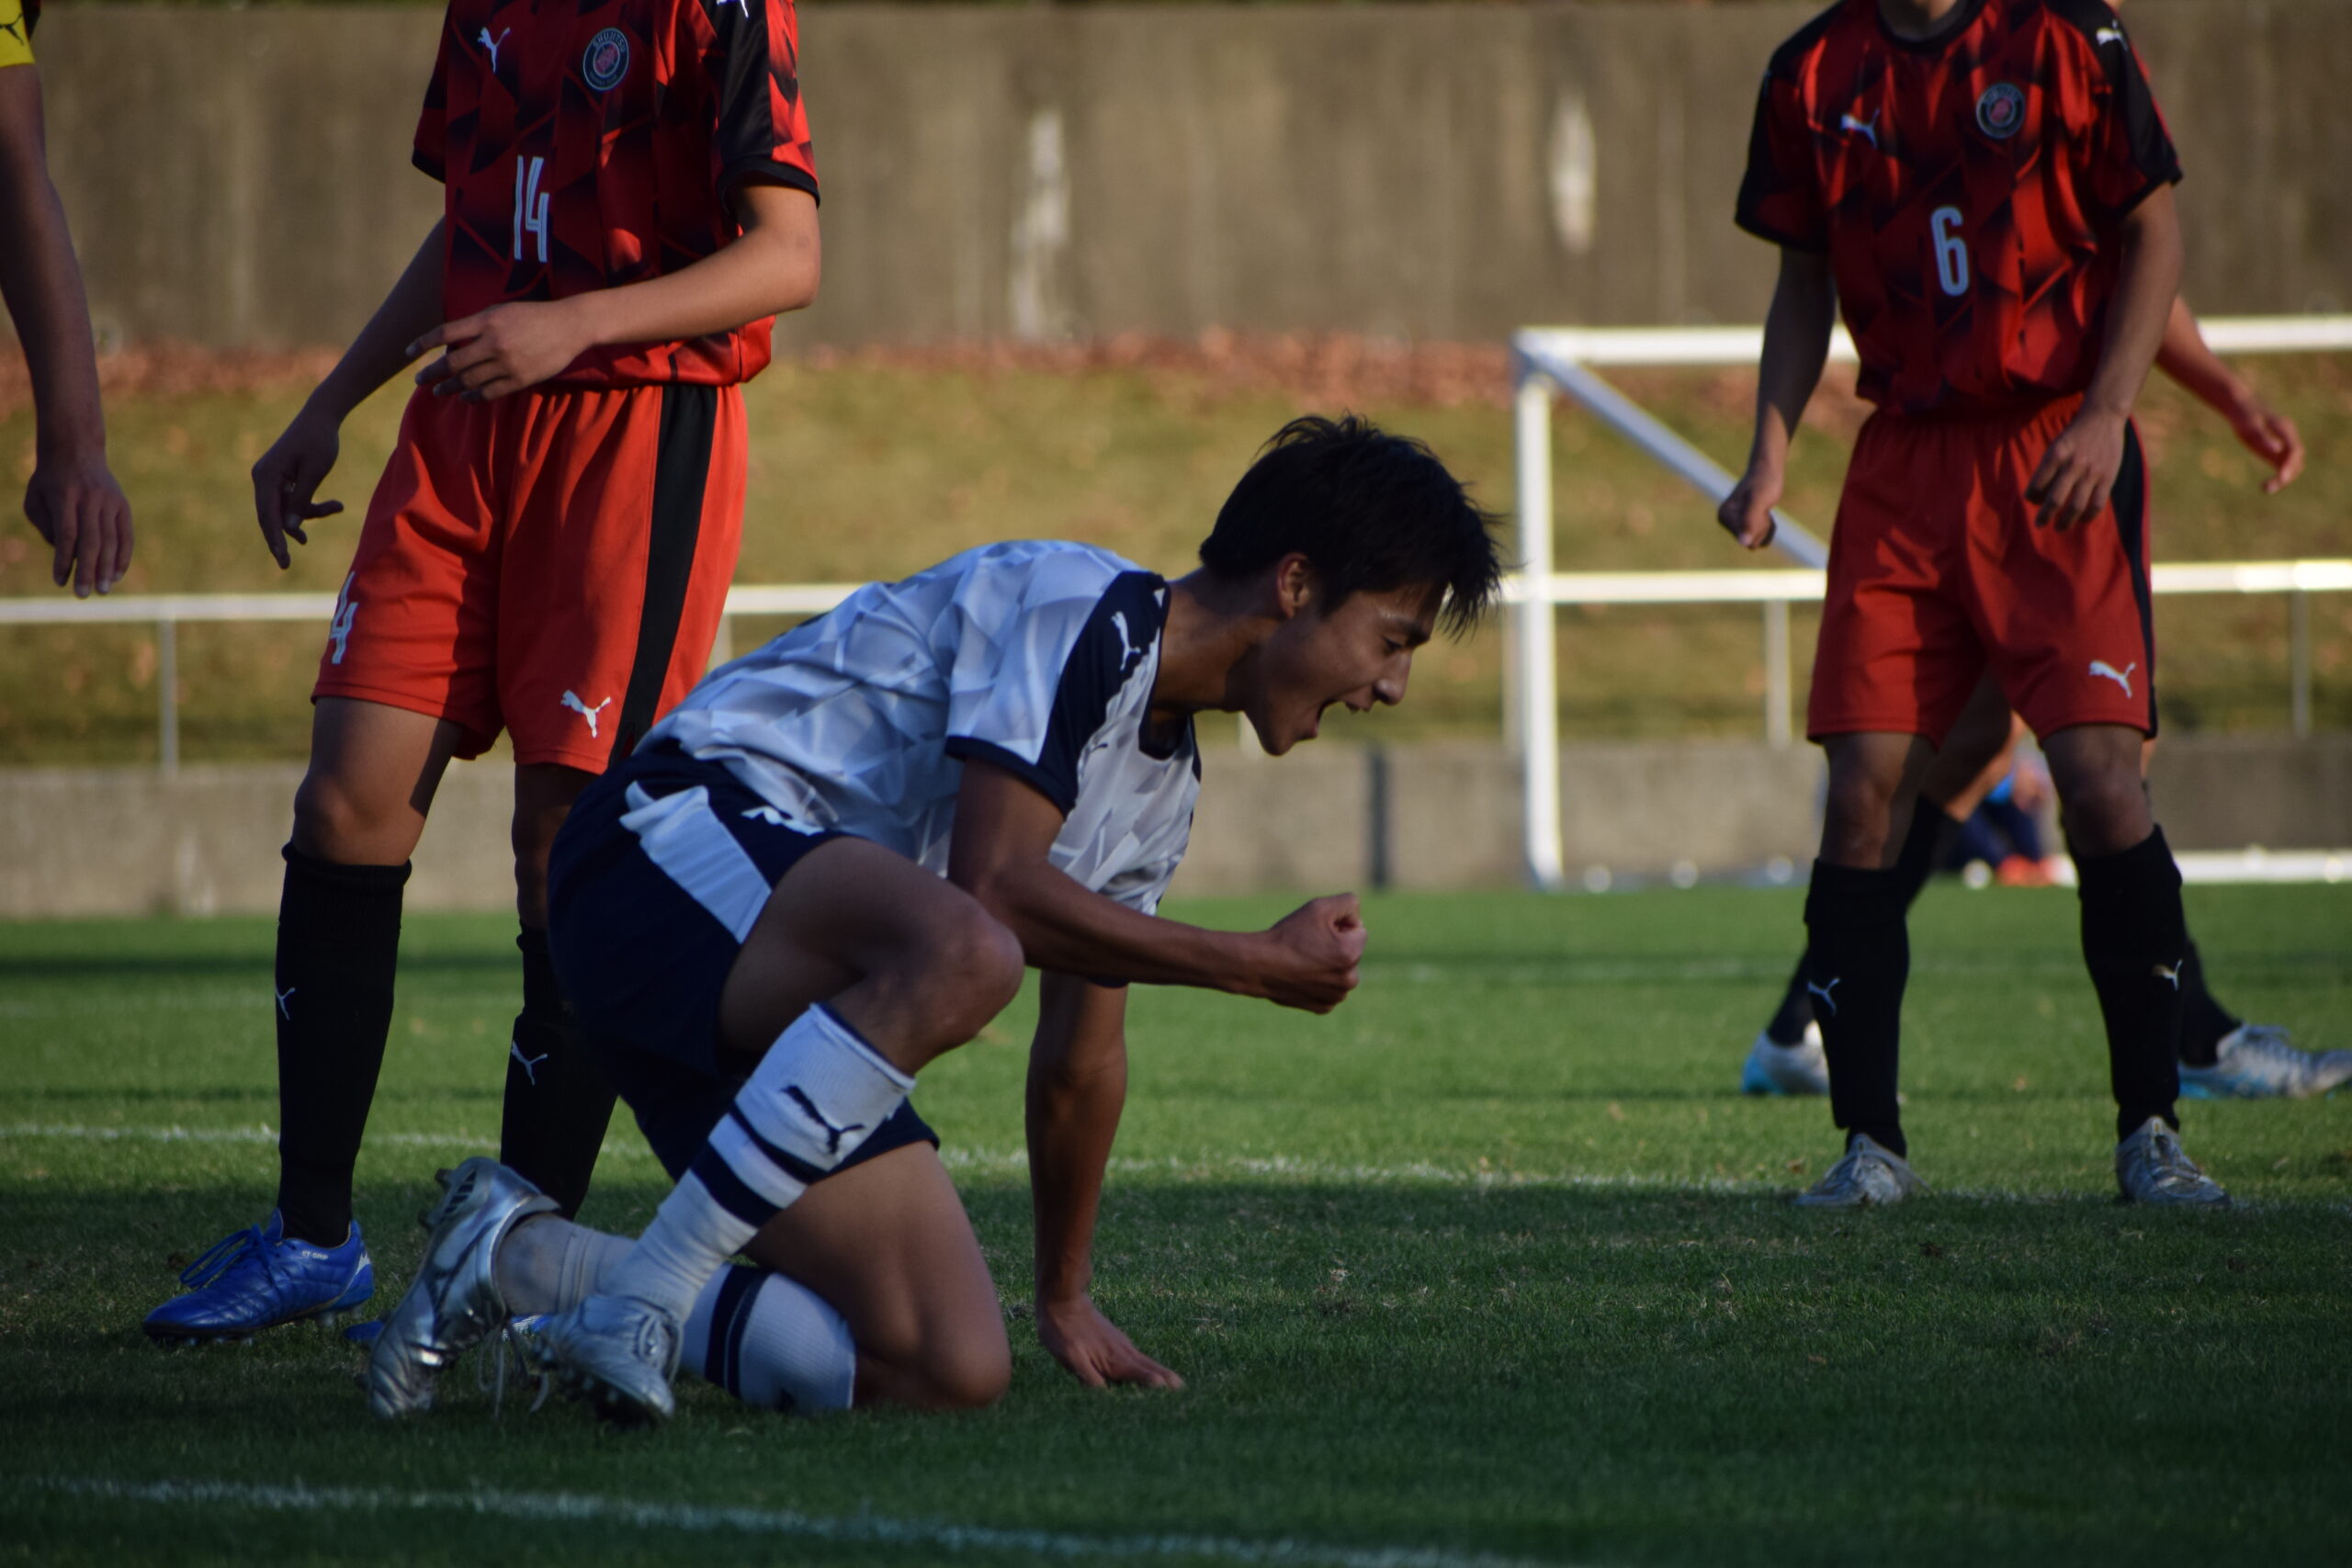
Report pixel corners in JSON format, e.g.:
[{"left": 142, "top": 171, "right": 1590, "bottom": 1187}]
[
  {"left": 1512, "top": 356, "right": 1566, "bottom": 892},
  {"left": 157, "top": 617, "right": 179, "bottom": 777},
  {"left": 1763, "top": 598, "right": 1792, "bottom": 750}
]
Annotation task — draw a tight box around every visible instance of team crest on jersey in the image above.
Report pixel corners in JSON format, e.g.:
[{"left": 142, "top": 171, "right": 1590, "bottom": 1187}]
[
  {"left": 1974, "top": 82, "right": 2026, "bottom": 139},
  {"left": 582, "top": 27, "right": 630, "bottom": 91}
]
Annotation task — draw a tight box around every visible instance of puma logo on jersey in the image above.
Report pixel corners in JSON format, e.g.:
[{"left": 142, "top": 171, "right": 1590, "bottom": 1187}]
[
  {"left": 1806, "top": 976, "right": 1842, "bottom": 1017},
  {"left": 1838, "top": 110, "right": 1880, "bottom": 150},
  {"left": 715, "top": 0, "right": 750, "bottom": 14},
  {"left": 2095, "top": 25, "right": 2125, "bottom": 46},
  {"left": 560, "top": 691, "right": 613, "bottom": 737},
  {"left": 785, "top": 1085, "right": 867, "bottom": 1158},
  {"left": 509, "top": 1038, "right": 550, "bottom": 1084},
  {"left": 2151, "top": 960, "right": 2182, "bottom": 990},
  {"left": 477, "top": 27, "right": 510, "bottom": 69},
  {"left": 275, "top": 986, "right": 296, "bottom": 1020},
  {"left": 741, "top": 805, "right": 789, "bottom": 827},
  {"left": 0, "top": 15, "right": 25, "bottom": 45},
  {"left": 1110, "top": 611, "right": 1148, "bottom": 674},
  {"left": 2088, "top": 660, "right": 2137, "bottom": 698}
]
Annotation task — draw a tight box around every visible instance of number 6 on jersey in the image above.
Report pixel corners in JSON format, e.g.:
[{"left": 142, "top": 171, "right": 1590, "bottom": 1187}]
[
  {"left": 513, "top": 154, "right": 549, "bottom": 264},
  {"left": 1930, "top": 205, "right": 1968, "bottom": 296}
]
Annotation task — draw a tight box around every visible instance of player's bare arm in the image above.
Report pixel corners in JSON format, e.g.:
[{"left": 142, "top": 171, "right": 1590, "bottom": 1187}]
[
  {"left": 2155, "top": 296, "right": 2304, "bottom": 492},
  {"left": 2028, "top": 183, "right": 2183, "bottom": 530},
  {"left": 248, "top": 220, "right": 449, "bottom": 569},
  {"left": 1721, "top": 246, "right": 1834, "bottom": 550},
  {"left": 1025, "top": 972, "right": 1185, "bottom": 1391},
  {"left": 950, "top": 760, "right": 1363, "bottom": 1011},
  {"left": 0, "top": 64, "right": 130, "bottom": 597},
  {"left": 413, "top": 183, "right": 820, "bottom": 404}
]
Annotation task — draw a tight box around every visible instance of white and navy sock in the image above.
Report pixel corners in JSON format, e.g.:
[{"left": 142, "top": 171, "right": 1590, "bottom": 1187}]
[
  {"left": 603, "top": 1005, "right": 913, "bottom": 1325},
  {"left": 683, "top": 1266, "right": 857, "bottom": 1413},
  {"left": 495, "top": 1216, "right": 857, "bottom": 1412}
]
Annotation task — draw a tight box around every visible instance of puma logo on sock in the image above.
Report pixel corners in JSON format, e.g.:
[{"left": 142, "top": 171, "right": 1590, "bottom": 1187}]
[
  {"left": 785, "top": 1086, "right": 867, "bottom": 1158},
  {"left": 1806, "top": 976, "right": 1842, "bottom": 1017}
]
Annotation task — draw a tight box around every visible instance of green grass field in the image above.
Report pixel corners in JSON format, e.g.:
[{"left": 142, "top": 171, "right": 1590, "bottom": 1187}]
[
  {"left": 2, "top": 883, "right": 2348, "bottom": 1566},
  {"left": 5, "top": 345, "right": 2350, "bottom": 762}
]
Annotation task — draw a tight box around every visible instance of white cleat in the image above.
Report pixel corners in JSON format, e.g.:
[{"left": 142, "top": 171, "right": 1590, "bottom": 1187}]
[
  {"left": 532, "top": 1294, "right": 683, "bottom": 1427},
  {"left": 1741, "top": 1022, "right": 1829, "bottom": 1096},
  {"left": 2115, "top": 1118, "right": 2230, "bottom": 1207},
  {"left": 368, "top": 1158, "right": 558, "bottom": 1419},
  {"left": 2179, "top": 1025, "right": 2352, "bottom": 1100},
  {"left": 1794, "top": 1134, "right": 1925, "bottom": 1208}
]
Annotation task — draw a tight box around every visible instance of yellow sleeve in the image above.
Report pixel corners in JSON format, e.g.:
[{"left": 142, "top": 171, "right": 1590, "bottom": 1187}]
[{"left": 0, "top": 4, "right": 32, "bottom": 70}]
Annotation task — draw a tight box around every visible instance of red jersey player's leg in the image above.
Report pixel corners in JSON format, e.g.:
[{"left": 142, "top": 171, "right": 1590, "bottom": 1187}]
[
  {"left": 1958, "top": 399, "right": 2219, "bottom": 1198},
  {"left": 144, "top": 389, "right": 504, "bottom": 1344},
  {"left": 482, "top": 382, "right": 751, "bottom": 1218},
  {"left": 1792, "top": 412, "right": 1992, "bottom": 1205}
]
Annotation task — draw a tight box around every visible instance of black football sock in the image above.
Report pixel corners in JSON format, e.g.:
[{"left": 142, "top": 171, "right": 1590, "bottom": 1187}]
[
  {"left": 273, "top": 846, "right": 410, "bottom": 1247},
  {"left": 1764, "top": 953, "right": 1816, "bottom": 1046},
  {"left": 1804, "top": 859, "right": 1912, "bottom": 1157},
  {"left": 1894, "top": 796, "right": 1962, "bottom": 907},
  {"left": 497, "top": 925, "right": 616, "bottom": 1219},
  {"left": 1766, "top": 804, "right": 1951, "bottom": 1049},
  {"left": 2076, "top": 827, "right": 2188, "bottom": 1143},
  {"left": 2174, "top": 936, "right": 2239, "bottom": 1068}
]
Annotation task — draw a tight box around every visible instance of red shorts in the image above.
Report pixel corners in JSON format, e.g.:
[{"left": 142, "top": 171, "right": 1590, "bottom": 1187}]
[
  {"left": 313, "top": 382, "right": 746, "bottom": 772},
  {"left": 1808, "top": 393, "right": 2156, "bottom": 745}
]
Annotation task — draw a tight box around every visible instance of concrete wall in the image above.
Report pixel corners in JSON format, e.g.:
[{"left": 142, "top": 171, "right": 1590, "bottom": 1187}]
[
  {"left": 6, "top": 736, "right": 2344, "bottom": 918},
  {"left": 24, "top": 2, "right": 2352, "bottom": 354}
]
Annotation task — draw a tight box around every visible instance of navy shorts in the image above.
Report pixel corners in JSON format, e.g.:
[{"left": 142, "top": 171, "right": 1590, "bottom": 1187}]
[{"left": 546, "top": 744, "right": 937, "bottom": 1180}]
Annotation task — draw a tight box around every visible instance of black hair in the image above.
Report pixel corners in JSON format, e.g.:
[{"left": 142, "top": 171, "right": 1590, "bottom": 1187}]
[{"left": 1198, "top": 414, "right": 1505, "bottom": 636}]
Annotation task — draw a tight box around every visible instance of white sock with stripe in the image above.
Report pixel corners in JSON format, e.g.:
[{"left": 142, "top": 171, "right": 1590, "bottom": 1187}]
[
  {"left": 602, "top": 1004, "right": 913, "bottom": 1325},
  {"left": 682, "top": 1266, "right": 857, "bottom": 1413}
]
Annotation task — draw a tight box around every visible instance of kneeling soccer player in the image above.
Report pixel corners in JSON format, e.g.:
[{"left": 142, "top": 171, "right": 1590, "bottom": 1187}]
[{"left": 367, "top": 414, "right": 1504, "bottom": 1421}]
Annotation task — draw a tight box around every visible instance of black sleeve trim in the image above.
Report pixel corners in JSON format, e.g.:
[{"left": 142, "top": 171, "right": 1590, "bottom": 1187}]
[
  {"left": 2108, "top": 169, "right": 2180, "bottom": 222},
  {"left": 720, "top": 157, "right": 820, "bottom": 206},
  {"left": 946, "top": 738, "right": 1075, "bottom": 816},
  {"left": 411, "top": 147, "right": 447, "bottom": 184}
]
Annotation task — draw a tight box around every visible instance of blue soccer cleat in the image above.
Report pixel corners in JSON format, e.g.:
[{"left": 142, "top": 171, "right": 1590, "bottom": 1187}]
[{"left": 142, "top": 1212, "right": 374, "bottom": 1345}]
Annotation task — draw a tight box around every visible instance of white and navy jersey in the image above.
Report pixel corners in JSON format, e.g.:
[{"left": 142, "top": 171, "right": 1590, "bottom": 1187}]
[{"left": 645, "top": 541, "right": 1199, "bottom": 914}]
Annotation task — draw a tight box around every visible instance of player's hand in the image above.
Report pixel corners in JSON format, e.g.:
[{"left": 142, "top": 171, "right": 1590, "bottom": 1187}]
[
  {"left": 2027, "top": 406, "right": 2128, "bottom": 530},
  {"left": 1037, "top": 1294, "right": 1184, "bottom": 1391},
  {"left": 24, "top": 449, "right": 132, "bottom": 598},
  {"left": 2223, "top": 394, "right": 2304, "bottom": 494},
  {"left": 1254, "top": 894, "right": 1364, "bottom": 1013},
  {"left": 249, "top": 406, "right": 345, "bottom": 570},
  {"left": 413, "top": 300, "right": 595, "bottom": 402},
  {"left": 1717, "top": 463, "right": 1782, "bottom": 551}
]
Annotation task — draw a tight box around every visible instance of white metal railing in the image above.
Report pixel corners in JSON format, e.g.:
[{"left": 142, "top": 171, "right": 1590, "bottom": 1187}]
[
  {"left": 1510, "top": 316, "right": 2352, "bottom": 891},
  {"left": 0, "top": 583, "right": 864, "bottom": 774}
]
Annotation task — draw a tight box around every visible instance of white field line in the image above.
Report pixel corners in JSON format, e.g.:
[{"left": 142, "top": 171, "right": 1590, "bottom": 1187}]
[
  {"left": 20, "top": 1475, "right": 1578, "bottom": 1568},
  {"left": 0, "top": 1122, "right": 2127, "bottom": 1202}
]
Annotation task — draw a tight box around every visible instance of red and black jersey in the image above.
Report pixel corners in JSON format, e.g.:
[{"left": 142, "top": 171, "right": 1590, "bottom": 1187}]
[
  {"left": 415, "top": 0, "right": 818, "bottom": 389},
  {"left": 1736, "top": 0, "right": 2178, "bottom": 416}
]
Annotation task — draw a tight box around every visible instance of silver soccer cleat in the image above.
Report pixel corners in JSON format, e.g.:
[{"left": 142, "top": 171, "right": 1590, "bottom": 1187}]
[
  {"left": 367, "top": 1158, "right": 560, "bottom": 1419},
  {"left": 530, "top": 1293, "right": 683, "bottom": 1427},
  {"left": 1740, "top": 1022, "right": 1829, "bottom": 1096},
  {"left": 1794, "top": 1134, "right": 1925, "bottom": 1208},
  {"left": 2179, "top": 1024, "right": 2352, "bottom": 1100},
  {"left": 2115, "top": 1117, "right": 2230, "bottom": 1207}
]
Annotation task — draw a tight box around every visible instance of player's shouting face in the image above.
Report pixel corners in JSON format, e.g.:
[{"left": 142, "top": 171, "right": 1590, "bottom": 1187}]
[{"left": 1236, "top": 566, "right": 1441, "bottom": 754}]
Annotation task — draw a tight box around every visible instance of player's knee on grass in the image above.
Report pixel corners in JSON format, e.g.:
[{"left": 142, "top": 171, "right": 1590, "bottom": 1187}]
[{"left": 868, "top": 1310, "right": 1012, "bottom": 1412}]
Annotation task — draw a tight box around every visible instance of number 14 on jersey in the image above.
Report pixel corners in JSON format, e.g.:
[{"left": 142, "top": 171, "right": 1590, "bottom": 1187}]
[{"left": 514, "top": 155, "right": 550, "bottom": 264}]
